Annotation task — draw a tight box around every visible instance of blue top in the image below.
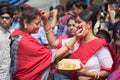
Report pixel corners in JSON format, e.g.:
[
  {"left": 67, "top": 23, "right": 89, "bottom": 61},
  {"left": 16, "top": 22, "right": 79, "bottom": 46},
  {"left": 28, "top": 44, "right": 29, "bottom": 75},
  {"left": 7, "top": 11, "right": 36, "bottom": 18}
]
[{"left": 32, "top": 27, "right": 48, "bottom": 45}]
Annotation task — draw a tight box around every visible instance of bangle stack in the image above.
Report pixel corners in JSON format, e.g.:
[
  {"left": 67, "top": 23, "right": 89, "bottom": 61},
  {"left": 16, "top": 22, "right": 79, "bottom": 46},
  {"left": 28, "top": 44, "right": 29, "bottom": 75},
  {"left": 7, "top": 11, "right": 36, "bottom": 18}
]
[{"left": 65, "top": 42, "right": 73, "bottom": 50}]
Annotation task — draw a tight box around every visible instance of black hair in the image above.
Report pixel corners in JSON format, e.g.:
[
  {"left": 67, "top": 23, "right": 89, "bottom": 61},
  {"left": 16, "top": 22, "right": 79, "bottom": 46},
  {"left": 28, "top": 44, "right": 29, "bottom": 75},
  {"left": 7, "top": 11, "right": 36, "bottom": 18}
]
[
  {"left": 104, "top": 3, "right": 108, "bottom": 12},
  {"left": 115, "top": 10, "right": 120, "bottom": 18},
  {"left": 66, "top": 16, "right": 76, "bottom": 25},
  {"left": 0, "top": 1, "right": 10, "bottom": 9},
  {"left": 49, "top": 6, "right": 53, "bottom": 11},
  {"left": 66, "top": 0, "right": 75, "bottom": 11},
  {"left": 90, "top": 4, "right": 101, "bottom": 15},
  {"left": 71, "top": 0, "right": 87, "bottom": 9},
  {"left": 96, "top": 30, "right": 111, "bottom": 43},
  {"left": 79, "top": 9, "right": 97, "bottom": 30},
  {"left": 55, "top": 5, "right": 65, "bottom": 12},
  {"left": 12, "top": 6, "right": 21, "bottom": 12},
  {"left": 19, "top": 7, "right": 39, "bottom": 29},
  {"left": 0, "top": 6, "right": 13, "bottom": 18}
]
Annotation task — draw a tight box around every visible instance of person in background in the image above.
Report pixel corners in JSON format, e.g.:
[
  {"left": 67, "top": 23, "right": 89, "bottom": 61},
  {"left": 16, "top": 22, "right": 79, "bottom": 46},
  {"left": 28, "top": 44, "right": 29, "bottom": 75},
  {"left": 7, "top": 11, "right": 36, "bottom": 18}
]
[
  {"left": 0, "top": 1, "right": 11, "bottom": 9},
  {"left": 110, "top": 8, "right": 120, "bottom": 53},
  {"left": 10, "top": 6, "right": 81, "bottom": 80},
  {"left": 31, "top": 27, "right": 49, "bottom": 46},
  {"left": 55, "top": 4, "right": 65, "bottom": 20},
  {"left": 0, "top": 2, "right": 14, "bottom": 80},
  {"left": 65, "top": 0, "right": 74, "bottom": 15},
  {"left": 54, "top": 4, "right": 67, "bottom": 38},
  {"left": 71, "top": 0, "right": 87, "bottom": 16},
  {"left": 108, "top": 23, "right": 120, "bottom": 80},
  {"left": 53, "top": 16, "right": 79, "bottom": 80},
  {"left": 96, "top": 30, "right": 111, "bottom": 43},
  {"left": 11, "top": 6, "right": 22, "bottom": 29},
  {"left": 108, "top": 54, "right": 120, "bottom": 80}
]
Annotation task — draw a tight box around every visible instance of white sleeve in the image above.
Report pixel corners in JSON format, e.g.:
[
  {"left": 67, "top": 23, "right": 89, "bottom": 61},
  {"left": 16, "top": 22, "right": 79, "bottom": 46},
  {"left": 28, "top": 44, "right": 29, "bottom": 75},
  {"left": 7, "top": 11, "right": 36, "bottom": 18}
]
[{"left": 95, "top": 46, "right": 113, "bottom": 68}]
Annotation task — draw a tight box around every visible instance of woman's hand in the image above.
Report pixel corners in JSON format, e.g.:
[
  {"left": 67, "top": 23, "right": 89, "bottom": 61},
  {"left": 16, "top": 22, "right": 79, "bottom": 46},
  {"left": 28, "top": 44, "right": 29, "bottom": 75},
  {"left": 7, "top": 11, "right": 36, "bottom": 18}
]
[
  {"left": 77, "top": 63, "right": 92, "bottom": 80},
  {"left": 75, "top": 23, "right": 89, "bottom": 40},
  {"left": 39, "top": 9, "right": 58, "bottom": 27},
  {"left": 39, "top": 10, "right": 49, "bottom": 25},
  {"left": 77, "top": 63, "right": 88, "bottom": 76},
  {"left": 50, "top": 9, "right": 58, "bottom": 18},
  {"left": 107, "top": 4, "right": 111, "bottom": 12}
]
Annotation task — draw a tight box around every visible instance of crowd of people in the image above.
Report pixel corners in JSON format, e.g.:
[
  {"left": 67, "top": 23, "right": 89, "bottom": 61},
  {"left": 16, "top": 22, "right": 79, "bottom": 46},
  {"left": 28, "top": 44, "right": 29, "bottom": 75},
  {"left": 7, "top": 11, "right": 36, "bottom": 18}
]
[{"left": 0, "top": 0, "right": 120, "bottom": 80}]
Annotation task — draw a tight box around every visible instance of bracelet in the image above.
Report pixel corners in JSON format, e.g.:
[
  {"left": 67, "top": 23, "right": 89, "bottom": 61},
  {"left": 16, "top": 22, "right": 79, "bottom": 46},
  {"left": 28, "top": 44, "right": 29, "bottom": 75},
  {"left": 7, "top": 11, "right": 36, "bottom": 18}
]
[
  {"left": 93, "top": 72, "right": 97, "bottom": 80},
  {"left": 65, "top": 42, "right": 73, "bottom": 50},
  {"left": 96, "top": 71, "right": 100, "bottom": 79},
  {"left": 46, "top": 29, "right": 52, "bottom": 34},
  {"left": 45, "top": 26, "right": 52, "bottom": 32}
]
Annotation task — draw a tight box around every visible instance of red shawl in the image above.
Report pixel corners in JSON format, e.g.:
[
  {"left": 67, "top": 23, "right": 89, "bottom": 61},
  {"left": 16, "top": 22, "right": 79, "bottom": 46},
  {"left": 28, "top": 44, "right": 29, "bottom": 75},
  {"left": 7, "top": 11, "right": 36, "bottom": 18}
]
[
  {"left": 69, "top": 38, "right": 116, "bottom": 80},
  {"left": 10, "top": 29, "right": 53, "bottom": 80}
]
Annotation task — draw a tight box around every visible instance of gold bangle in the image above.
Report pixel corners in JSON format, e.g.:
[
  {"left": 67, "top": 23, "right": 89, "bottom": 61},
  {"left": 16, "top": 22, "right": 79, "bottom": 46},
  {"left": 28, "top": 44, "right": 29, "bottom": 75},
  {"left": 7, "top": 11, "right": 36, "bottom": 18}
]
[
  {"left": 93, "top": 72, "right": 97, "bottom": 80},
  {"left": 93, "top": 71, "right": 100, "bottom": 80},
  {"left": 65, "top": 42, "right": 73, "bottom": 50}
]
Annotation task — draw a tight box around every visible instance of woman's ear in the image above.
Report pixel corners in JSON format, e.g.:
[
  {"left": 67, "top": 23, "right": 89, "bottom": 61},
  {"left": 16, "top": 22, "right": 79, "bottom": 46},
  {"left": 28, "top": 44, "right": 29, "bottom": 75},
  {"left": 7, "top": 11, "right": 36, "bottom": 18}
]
[
  {"left": 87, "top": 21, "right": 92, "bottom": 28},
  {"left": 23, "top": 20, "right": 28, "bottom": 29},
  {"left": 23, "top": 20, "right": 27, "bottom": 25},
  {"left": 10, "top": 17, "right": 13, "bottom": 22}
]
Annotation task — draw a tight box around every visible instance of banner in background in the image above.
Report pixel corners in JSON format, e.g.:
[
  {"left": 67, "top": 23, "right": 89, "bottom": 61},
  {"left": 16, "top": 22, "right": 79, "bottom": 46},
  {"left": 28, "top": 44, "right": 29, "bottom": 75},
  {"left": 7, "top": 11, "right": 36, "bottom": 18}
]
[{"left": 0, "top": 0, "right": 28, "bottom": 6}]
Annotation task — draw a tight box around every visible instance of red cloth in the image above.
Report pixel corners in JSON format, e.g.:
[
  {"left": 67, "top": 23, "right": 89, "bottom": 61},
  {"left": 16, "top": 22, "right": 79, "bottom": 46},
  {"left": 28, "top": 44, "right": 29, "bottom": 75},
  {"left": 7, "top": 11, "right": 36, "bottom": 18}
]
[
  {"left": 69, "top": 38, "right": 116, "bottom": 80},
  {"left": 61, "top": 15, "right": 71, "bottom": 24},
  {"left": 10, "top": 29, "right": 53, "bottom": 80},
  {"left": 111, "top": 54, "right": 120, "bottom": 72}
]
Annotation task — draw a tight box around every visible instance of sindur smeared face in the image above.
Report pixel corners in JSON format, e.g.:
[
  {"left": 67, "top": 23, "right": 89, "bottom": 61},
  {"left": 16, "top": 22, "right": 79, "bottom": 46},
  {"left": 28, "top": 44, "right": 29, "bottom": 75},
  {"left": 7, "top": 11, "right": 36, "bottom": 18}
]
[
  {"left": 25, "top": 15, "right": 41, "bottom": 34},
  {"left": 76, "top": 16, "right": 90, "bottom": 34}
]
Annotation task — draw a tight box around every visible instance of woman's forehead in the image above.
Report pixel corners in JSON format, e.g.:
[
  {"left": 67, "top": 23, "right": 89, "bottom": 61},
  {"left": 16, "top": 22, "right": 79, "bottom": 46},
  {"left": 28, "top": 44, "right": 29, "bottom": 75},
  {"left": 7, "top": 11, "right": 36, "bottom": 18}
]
[{"left": 76, "top": 16, "right": 82, "bottom": 21}]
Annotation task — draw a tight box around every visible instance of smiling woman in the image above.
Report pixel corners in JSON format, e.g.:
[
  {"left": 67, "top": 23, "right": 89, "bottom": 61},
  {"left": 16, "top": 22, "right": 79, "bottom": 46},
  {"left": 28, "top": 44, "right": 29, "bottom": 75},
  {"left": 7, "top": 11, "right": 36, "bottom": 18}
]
[{"left": 19, "top": 7, "right": 41, "bottom": 34}]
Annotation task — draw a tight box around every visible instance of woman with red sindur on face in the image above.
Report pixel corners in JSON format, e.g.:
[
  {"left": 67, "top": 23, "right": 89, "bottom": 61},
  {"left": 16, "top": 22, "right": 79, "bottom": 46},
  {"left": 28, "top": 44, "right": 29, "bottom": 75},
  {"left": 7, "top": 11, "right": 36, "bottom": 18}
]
[{"left": 69, "top": 8, "right": 117, "bottom": 80}]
